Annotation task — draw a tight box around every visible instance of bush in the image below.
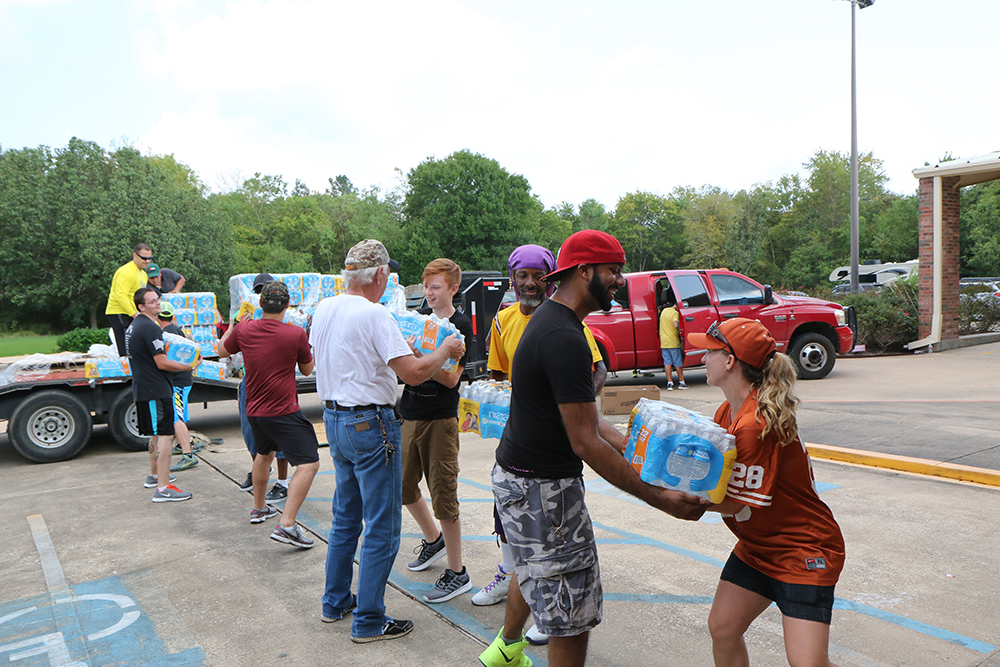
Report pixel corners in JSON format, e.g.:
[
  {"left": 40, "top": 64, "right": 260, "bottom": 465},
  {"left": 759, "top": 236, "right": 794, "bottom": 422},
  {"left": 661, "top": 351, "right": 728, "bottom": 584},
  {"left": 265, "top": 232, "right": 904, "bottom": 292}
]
[
  {"left": 57, "top": 328, "right": 112, "bottom": 353},
  {"left": 836, "top": 277, "right": 919, "bottom": 351},
  {"left": 959, "top": 285, "right": 1000, "bottom": 334}
]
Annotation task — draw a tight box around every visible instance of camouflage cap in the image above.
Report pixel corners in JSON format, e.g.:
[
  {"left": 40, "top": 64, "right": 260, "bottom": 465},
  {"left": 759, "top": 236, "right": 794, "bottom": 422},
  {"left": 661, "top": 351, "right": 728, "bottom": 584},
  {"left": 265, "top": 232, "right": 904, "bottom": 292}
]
[
  {"left": 260, "top": 280, "right": 290, "bottom": 304},
  {"left": 344, "top": 239, "right": 390, "bottom": 271}
]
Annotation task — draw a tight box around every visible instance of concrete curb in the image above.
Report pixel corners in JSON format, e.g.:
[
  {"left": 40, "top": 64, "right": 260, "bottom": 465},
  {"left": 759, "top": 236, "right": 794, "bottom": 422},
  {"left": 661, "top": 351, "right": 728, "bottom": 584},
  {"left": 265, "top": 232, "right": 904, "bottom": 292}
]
[{"left": 806, "top": 443, "right": 1000, "bottom": 487}]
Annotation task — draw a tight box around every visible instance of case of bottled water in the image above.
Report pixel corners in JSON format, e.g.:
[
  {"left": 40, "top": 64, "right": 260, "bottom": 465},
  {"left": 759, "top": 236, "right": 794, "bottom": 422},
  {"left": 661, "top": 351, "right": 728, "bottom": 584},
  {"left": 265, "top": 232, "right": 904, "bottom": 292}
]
[
  {"left": 162, "top": 332, "right": 201, "bottom": 367},
  {"left": 623, "top": 398, "right": 736, "bottom": 502},
  {"left": 459, "top": 380, "right": 511, "bottom": 439},
  {"left": 392, "top": 310, "right": 465, "bottom": 373}
]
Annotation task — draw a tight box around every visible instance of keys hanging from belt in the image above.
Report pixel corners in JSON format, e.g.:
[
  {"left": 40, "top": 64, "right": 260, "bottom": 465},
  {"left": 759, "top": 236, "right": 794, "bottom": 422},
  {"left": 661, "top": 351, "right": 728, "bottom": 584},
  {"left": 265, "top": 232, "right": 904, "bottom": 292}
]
[{"left": 375, "top": 410, "right": 396, "bottom": 465}]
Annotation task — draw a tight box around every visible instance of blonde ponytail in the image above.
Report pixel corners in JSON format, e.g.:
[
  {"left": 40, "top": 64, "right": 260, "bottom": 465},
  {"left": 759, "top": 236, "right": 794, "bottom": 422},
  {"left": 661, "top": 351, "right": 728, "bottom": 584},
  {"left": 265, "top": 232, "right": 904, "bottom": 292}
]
[{"left": 738, "top": 353, "right": 800, "bottom": 445}]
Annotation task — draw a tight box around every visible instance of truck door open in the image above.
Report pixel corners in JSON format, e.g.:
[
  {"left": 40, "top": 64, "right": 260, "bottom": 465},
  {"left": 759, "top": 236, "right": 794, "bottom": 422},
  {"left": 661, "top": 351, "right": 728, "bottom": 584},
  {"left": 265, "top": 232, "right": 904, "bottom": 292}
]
[{"left": 668, "top": 273, "right": 717, "bottom": 367}]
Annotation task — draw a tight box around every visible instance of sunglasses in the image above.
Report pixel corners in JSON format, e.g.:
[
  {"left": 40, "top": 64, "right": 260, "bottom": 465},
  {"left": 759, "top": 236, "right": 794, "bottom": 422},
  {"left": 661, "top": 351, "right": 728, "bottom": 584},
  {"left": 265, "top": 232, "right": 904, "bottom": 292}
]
[
  {"left": 707, "top": 321, "right": 738, "bottom": 360},
  {"left": 137, "top": 254, "right": 153, "bottom": 261}
]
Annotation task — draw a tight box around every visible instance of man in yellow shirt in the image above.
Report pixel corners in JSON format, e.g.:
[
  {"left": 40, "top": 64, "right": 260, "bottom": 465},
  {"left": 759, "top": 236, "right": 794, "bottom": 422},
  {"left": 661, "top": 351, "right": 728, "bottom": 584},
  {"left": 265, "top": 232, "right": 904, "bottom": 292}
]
[
  {"left": 658, "top": 297, "right": 687, "bottom": 390},
  {"left": 488, "top": 246, "right": 606, "bottom": 392},
  {"left": 106, "top": 243, "right": 152, "bottom": 356}
]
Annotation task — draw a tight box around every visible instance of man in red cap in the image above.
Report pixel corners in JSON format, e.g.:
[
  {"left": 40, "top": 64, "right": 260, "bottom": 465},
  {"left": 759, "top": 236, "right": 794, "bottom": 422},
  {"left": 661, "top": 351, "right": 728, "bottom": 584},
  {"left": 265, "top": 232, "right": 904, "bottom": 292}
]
[{"left": 479, "top": 230, "right": 708, "bottom": 667}]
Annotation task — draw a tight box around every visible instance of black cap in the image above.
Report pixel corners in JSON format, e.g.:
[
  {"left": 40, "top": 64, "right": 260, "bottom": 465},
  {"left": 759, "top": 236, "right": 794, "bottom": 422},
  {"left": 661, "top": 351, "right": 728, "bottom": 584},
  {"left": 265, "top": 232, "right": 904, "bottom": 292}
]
[{"left": 252, "top": 273, "right": 275, "bottom": 294}]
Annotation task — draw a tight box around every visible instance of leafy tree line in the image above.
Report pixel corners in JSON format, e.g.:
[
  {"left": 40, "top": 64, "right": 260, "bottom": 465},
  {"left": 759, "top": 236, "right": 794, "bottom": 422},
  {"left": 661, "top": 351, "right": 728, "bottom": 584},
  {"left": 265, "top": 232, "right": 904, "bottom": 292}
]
[{"left": 2, "top": 139, "right": 998, "bottom": 332}]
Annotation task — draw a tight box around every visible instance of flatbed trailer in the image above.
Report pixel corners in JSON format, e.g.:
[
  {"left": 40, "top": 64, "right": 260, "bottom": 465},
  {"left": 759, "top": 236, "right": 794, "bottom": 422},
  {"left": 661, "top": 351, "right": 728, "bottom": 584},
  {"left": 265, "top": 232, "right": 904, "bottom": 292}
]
[{"left": 0, "top": 374, "right": 317, "bottom": 463}]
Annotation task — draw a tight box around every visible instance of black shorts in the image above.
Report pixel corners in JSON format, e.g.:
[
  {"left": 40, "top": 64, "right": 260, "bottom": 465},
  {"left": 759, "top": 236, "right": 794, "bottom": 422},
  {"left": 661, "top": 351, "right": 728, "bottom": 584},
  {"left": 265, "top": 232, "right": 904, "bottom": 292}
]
[
  {"left": 136, "top": 398, "right": 175, "bottom": 437},
  {"left": 248, "top": 410, "right": 320, "bottom": 466},
  {"left": 720, "top": 553, "right": 836, "bottom": 624}
]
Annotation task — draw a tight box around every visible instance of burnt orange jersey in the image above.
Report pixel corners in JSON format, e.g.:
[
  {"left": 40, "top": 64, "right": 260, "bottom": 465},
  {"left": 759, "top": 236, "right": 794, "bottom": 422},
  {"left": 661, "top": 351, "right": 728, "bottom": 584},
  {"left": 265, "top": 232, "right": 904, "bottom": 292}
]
[{"left": 716, "top": 392, "right": 845, "bottom": 586}]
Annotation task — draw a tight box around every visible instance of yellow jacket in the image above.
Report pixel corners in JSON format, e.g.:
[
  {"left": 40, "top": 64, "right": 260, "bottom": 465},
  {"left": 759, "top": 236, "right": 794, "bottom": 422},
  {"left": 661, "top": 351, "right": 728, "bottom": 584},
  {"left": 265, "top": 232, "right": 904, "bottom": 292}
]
[{"left": 105, "top": 261, "right": 148, "bottom": 316}]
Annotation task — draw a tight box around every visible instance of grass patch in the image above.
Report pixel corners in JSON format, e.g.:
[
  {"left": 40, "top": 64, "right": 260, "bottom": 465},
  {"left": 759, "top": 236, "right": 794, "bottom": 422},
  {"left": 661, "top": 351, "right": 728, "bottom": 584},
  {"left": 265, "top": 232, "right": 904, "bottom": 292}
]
[{"left": 0, "top": 335, "right": 61, "bottom": 357}]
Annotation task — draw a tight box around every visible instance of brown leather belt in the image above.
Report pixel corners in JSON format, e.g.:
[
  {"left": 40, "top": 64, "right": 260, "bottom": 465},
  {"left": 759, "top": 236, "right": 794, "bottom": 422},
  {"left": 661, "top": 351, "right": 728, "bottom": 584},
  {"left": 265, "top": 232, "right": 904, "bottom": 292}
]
[{"left": 322, "top": 400, "right": 391, "bottom": 412}]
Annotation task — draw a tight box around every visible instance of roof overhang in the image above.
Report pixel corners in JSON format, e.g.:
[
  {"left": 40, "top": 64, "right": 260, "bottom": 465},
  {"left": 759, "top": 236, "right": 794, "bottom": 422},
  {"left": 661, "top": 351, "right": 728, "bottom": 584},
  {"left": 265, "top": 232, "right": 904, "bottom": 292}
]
[{"left": 912, "top": 151, "right": 1000, "bottom": 188}]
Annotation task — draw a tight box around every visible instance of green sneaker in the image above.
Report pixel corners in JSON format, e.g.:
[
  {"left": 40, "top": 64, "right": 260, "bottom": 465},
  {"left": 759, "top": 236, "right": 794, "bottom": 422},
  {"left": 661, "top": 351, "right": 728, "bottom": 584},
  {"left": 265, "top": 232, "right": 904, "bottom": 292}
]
[
  {"left": 479, "top": 627, "right": 531, "bottom": 667},
  {"left": 170, "top": 454, "right": 199, "bottom": 472}
]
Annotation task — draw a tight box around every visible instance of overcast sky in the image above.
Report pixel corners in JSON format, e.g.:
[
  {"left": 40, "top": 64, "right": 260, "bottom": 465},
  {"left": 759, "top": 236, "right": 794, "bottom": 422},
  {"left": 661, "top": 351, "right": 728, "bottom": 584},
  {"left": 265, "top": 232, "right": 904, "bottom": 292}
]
[{"left": 2, "top": 0, "right": 997, "bottom": 209}]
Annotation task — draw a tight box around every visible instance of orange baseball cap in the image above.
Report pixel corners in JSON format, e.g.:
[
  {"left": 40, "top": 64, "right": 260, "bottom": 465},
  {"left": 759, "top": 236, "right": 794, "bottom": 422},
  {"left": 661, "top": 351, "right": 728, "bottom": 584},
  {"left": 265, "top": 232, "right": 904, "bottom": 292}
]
[{"left": 687, "top": 318, "right": 777, "bottom": 369}]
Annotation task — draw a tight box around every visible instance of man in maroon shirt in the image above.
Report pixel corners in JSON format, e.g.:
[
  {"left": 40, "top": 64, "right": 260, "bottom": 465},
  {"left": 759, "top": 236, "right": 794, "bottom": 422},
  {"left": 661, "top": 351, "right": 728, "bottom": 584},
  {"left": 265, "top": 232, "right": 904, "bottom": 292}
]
[{"left": 219, "top": 280, "right": 319, "bottom": 548}]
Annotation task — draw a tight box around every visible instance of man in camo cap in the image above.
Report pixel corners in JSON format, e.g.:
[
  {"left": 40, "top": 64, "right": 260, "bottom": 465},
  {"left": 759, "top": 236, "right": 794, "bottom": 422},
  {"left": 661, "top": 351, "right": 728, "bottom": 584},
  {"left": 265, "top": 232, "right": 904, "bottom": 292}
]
[{"left": 312, "top": 239, "right": 464, "bottom": 643}]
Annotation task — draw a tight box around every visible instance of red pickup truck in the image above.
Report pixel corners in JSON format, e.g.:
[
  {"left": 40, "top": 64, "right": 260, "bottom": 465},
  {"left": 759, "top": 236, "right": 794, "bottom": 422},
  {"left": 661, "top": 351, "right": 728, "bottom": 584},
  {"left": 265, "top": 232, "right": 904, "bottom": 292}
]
[{"left": 584, "top": 270, "right": 855, "bottom": 380}]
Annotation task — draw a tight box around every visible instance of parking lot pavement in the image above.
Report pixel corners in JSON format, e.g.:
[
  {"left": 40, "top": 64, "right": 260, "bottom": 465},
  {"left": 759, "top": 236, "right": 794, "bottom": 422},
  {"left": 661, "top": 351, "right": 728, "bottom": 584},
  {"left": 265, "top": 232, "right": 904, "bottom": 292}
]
[
  {"left": 3, "top": 410, "right": 999, "bottom": 667},
  {"left": 2, "top": 342, "right": 999, "bottom": 666}
]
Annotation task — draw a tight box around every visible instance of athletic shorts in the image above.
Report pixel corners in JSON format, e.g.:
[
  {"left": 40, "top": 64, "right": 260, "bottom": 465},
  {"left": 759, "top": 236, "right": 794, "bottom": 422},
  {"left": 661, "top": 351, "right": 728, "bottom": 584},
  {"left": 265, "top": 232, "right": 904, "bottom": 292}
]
[
  {"left": 172, "top": 385, "right": 191, "bottom": 424},
  {"left": 136, "top": 398, "right": 175, "bottom": 437},
  {"left": 401, "top": 418, "right": 461, "bottom": 521},
  {"left": 492, "top": 464, "right": 602, "bottom": 637},
  {"left": 248, "top": 410, "right": 320, "bottom": 466},
  {"left": 720, "top": 553, "right": 836, "bottom": 624},
  {"left": 661, "top": 347, "right": 683, "bottom": 367}
]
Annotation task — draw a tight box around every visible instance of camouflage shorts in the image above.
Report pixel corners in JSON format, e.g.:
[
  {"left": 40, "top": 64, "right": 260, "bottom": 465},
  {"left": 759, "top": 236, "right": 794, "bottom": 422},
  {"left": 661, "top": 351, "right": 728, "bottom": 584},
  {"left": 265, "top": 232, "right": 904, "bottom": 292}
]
[{"left": 492, "top": 464, "right": 603, "bottom": 636}]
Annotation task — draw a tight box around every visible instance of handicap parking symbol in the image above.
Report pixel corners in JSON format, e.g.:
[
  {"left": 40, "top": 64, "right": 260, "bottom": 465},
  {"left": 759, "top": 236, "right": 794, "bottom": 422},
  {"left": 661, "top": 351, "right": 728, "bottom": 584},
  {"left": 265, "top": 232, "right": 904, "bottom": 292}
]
[{"left": 0, "top": 577, "right": 204, "bottom": 667}]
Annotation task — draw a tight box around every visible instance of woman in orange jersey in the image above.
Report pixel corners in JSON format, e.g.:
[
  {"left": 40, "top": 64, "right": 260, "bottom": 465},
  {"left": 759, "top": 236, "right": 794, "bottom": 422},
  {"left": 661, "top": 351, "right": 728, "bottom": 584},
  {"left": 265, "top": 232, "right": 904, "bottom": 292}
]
[{"left": 689, "top": 318, "right": 845, "bottom": 667}]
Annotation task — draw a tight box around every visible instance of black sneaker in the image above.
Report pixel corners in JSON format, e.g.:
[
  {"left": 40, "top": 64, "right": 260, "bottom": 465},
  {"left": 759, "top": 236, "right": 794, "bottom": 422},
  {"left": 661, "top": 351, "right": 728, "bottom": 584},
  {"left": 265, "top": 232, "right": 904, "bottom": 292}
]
[
  {"left": 351, "top": 618, "right": 414, "bottom": 644},
  {"left": 265, "top": 483, "right": 288, "bottom": 503},
  {"left": 239, "top": 472, "right": 253, "bottom": 492},
  {"left": 407, "top": 533, "right": 446, "bottom": 571},
  {"left": 423, "top": 567, "right": 472, "bottom": 603}
]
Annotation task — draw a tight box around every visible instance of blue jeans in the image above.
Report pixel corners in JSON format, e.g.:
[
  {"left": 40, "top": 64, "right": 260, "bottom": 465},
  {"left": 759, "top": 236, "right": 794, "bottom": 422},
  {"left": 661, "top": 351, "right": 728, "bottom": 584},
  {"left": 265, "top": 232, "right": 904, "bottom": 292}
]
[
  {"left": 239, "top": 378, "right": 283, "bottom": 459},
  {"left": 322, "top": 405, "right": 402, "bottom": 639}
]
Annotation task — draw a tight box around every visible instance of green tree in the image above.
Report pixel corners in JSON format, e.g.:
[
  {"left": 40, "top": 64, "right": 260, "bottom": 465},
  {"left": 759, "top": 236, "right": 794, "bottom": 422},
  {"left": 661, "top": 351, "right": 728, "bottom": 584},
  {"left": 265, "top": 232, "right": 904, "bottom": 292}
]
[
  {"left": 673, "top": 186, "right": 739, "bottom": 269},
  {"left": 401, "top": 150, "right": 536, "bottom": 284},
  {"left": 961, "top": 180, "right": 1000, "bottom": 277},
  {"left": 607, "top": 191, "right": 686, "bottom": 272}
]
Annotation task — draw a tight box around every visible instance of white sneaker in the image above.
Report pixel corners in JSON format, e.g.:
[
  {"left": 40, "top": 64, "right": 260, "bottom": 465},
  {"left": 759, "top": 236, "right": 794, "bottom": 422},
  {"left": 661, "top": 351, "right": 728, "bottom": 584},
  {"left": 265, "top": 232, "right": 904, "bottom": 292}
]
[
  {"left": 526, "top": 624, "right": 549, "bottom": 645},
  {"left": 471, "top": 565, "right": 511, "bottom": 606}
]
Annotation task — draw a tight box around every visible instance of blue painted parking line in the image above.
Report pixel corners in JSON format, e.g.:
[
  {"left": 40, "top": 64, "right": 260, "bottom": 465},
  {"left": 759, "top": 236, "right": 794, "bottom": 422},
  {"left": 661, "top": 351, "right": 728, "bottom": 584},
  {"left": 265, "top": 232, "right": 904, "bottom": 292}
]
[{"left": 298, "top": 475, "right": 995, "bottom": 656}]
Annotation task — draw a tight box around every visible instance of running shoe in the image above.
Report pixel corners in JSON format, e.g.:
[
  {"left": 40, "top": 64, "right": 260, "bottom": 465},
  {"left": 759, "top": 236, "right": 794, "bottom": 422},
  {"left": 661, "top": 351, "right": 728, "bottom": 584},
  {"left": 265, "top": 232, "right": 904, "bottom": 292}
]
[
  {"left": 424, "top": 567, "right": 472, "bottom": 603},
  {"left": 407, "top": 533, "right": 446, "bottom": 571},
  {"left": 270, "top": 523, "right": 314, "bottom": 549},
  {"left": 471, "top": 565, "right": 512, "bottom": 606},
  {"left": 152, "top": 484, "right": 192, "bottom": 503},
  {"left": 169, "top": 454, "right": 199, "bottom": 472},
  {"left": 351, "top": 618, "right": 414, "bottom": 644},
  {"left": 250, "top": 506, "right": 279, "bottom": 524}
]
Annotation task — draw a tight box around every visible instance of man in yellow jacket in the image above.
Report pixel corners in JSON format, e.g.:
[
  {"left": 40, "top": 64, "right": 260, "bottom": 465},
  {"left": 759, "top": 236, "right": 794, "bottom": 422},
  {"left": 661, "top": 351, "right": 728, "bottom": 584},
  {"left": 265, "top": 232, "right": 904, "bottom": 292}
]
[{"left": 106, "top": 243, "right": 152, "bottom": 356}]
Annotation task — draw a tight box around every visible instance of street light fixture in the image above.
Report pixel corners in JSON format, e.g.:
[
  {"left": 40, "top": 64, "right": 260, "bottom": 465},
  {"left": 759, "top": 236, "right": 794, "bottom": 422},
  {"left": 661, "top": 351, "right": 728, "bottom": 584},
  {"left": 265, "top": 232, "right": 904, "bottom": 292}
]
[{"left": 849, "top": 0, "right": 874, "bottom": 294}]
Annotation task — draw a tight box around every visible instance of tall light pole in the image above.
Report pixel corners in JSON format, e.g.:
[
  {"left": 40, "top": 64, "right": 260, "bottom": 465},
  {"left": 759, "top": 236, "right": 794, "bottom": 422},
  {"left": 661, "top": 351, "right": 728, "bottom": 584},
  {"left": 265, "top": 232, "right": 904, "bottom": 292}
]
[{"left": 850, "top": 0, "right": 874, "bottom": 294}]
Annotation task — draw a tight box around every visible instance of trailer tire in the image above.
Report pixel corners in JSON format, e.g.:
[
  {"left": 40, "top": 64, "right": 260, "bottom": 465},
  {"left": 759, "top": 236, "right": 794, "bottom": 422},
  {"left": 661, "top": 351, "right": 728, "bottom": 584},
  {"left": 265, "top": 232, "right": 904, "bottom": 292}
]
[
  {"left": 8, "top": 390, "right": 92, "bottom": 463},
  {"left": 108, "top": 388, "right": 149, "bottom": 452},
  {"left": 789, "top": 333, "right": 836, "bottom": 380}
]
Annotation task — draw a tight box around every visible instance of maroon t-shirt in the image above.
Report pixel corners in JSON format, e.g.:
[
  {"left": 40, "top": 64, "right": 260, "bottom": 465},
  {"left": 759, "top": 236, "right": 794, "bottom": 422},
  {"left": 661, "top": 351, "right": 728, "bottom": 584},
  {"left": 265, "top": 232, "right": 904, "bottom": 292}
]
[{"left": 224, "top": 318, "right": 312, "bottom": 417}]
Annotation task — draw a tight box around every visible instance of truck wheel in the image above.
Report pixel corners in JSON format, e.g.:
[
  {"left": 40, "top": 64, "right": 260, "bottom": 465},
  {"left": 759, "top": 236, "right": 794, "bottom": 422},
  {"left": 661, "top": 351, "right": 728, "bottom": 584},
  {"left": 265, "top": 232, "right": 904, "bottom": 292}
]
[
  {"left": 8, "top": 390, "right": 92, "bottom": 463},
  {"left": 108, "top": 388, "right": 149, "bottom": 452},
  {"left": 789, "top": 333, "right": 836, "bottom": 380}
]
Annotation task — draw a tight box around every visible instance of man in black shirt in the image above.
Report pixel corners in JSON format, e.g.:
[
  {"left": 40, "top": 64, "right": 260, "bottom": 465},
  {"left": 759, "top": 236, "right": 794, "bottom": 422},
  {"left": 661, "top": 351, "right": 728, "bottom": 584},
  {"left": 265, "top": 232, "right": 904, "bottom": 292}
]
[
  {"left": 400, "top": 259, "right": 476, "bottom": 604},
  {"left": 126, "top": 287, "right": 199, "bottom": 502},
  {"left": 480, "top": 230, "right": 708, "bottom": 667}
]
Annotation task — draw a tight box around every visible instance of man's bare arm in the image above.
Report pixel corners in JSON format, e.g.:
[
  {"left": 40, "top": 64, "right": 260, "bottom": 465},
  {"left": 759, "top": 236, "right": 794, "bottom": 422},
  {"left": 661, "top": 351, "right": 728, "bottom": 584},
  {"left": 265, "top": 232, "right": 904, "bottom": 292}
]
[{"left": 559, "top": 401, "right": 707, "bottom": 521}]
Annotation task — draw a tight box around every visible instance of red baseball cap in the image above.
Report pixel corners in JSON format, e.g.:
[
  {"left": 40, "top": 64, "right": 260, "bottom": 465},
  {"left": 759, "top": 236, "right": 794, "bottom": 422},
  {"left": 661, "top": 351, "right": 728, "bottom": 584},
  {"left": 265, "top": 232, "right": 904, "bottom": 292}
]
[
  {"left": 542, "top": 229, "right": 626, "bottom": 282},
  {"left": 687, "top": 318, "right": 777, "bottom": 369}
]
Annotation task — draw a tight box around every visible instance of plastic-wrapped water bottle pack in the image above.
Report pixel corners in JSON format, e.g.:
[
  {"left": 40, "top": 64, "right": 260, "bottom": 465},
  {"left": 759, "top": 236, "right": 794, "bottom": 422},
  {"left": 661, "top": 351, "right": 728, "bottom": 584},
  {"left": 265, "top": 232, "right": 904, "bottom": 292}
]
[
  {"left": 623, "top": 397, "right": 736, "bottom": 502},
  {"left": 459, "top": 380, "right": 511, "bottom": 439},
  {"left": 392, "top": 310, "right": 466, "bottom": 373}
]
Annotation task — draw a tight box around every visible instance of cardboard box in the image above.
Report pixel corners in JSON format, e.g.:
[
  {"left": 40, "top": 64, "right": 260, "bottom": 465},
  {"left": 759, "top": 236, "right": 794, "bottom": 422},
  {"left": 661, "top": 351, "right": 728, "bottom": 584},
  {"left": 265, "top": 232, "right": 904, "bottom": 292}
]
[{"left": 601, "top": 385, "right": 660, "bottom": 415}]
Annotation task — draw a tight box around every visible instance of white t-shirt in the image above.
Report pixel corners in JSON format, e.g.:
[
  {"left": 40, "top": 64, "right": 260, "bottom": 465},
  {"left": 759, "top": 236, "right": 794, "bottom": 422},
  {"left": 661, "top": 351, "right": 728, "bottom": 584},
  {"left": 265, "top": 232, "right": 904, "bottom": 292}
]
[{"left": 309, "top": 294, "right": 411, "bottom": 407}]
